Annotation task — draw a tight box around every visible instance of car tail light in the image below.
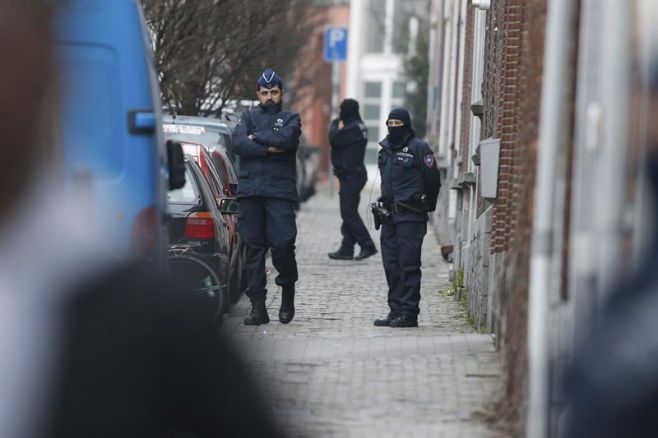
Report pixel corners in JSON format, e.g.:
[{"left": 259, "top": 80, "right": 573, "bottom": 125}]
[
  {"left": 199, "top": 152, "right": 208, "bottom": 175},
  {"left": 184, "top": 211, "right": 215, "bottom": 239},
  {"left": 131, "top": 206, "right": 158, "bottom": 257}
]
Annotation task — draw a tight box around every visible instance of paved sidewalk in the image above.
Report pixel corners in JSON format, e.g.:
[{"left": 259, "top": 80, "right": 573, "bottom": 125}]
[{"left": 225, "top": 190, "right": 500, "bottom": 438}]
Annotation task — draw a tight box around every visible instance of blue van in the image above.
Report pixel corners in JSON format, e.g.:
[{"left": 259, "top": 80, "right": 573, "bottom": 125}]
[{"left": 53, "top": 0, "right": 182, "bottom": 262}]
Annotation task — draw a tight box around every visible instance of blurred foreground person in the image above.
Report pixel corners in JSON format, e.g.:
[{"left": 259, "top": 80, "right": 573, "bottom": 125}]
[
  {"left": 0, "top": 3, "right": 283, "bottom": 437},
  {"left": 232, "top": 68, "right": 301, "bottom": 325},
  {"left": 327, "top": 98, "right": 378, "bottom": 261},
  {"left": 563, "top": 70, "right": 658, "bottom": 438},
  {"left": 372, "top": 108, "right": 440, "bottom": 328}
]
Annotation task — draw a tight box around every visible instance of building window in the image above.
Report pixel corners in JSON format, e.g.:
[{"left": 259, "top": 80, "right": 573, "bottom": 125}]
[
  {"left": 363, "top": 81, "right": 382, "bottom": 128},
  {"left": 363, "top": 80, "right": 383, "bottom": 163},
  {"left": 392, "top": 81, "right": 406, "bottom": 99},
  {"left": 363, "top": 104, "right": 380, "bottom": 120},
  {"left": 364, "top": 81, "right": 382, "bottom": 98},
  {"left": 390, "top": 81, "right": 406, "bottom": 113}
]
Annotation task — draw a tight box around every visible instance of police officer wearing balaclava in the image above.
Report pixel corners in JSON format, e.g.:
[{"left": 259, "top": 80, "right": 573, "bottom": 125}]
[
  {"left": 232, "top": 68, "right": 301, "bottom": 326},
  {"left": 373, "top": 108, "right": 440, "bottom": 328},
  {"left": 327, "top": 98, "right": 377, "bottom": 261}
]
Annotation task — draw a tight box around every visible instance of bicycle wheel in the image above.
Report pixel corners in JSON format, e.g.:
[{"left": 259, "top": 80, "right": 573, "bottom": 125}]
[{"left": 168, "top": 254, "right": 226, "bottom": 326}]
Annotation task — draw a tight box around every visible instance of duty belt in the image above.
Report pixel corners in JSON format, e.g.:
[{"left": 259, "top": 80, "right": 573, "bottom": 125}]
[{"left": 388, "top": 202, "right": 424, "bottom": 214}]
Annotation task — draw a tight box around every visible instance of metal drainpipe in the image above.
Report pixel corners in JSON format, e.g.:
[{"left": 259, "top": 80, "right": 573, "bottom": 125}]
[
  {"left": 526, "top": 1, "right": 574, "bottom": 437},
  {"left": 596, "top": 1, "right": 630, "bottom": 300},
  {"left": 438, "top": 2, "right": 453, "bottom": 160}
]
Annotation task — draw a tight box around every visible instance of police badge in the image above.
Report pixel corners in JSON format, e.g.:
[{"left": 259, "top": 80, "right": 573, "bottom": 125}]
[{"left": 424, "top": 153, "right": 435, "bottom": 168}]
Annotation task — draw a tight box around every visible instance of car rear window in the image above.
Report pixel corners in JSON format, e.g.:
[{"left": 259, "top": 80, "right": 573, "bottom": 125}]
[
  {"left": 167, "top": 168, "right": 199, "bottom": 204},
  {"left": 164, "top": 123, "right": 227, "bottom": 147}
]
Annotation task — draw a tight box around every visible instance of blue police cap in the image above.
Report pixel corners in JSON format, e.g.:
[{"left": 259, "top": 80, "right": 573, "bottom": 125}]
[{"left": 257, "top": 68, "right": 283, "bottom": 89}]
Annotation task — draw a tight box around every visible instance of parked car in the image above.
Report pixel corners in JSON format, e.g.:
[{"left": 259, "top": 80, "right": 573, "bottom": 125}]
[
  {"left": 163, "top": 116, "right": 247, "bottom": 188},
  {"left": 163, "top": 116, "right": 231, "bottom": 151},
  {"left": 206, "top": 145, "right": 239, "bottom": 197},
  {"left": 164, "top": 119, "right": 239, "bottom": 192},
  {"left": 176, "top": 142, "right": 244, "bottom": 303},
  {"left": 53, "top": 0, "right": 184, "bottom": 264},
  {"left": 163, "top": 115, "right": 234, "bottom": 158},
  {"left": 167, "top": 156, "right": 235, "bottom": 321},
  {"left": 296, "top": 135, "right": 319, "bottom": 205}
]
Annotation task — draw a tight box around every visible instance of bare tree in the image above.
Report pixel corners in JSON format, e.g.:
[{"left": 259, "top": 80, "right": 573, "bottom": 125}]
[{"left": 142, "top": 0, "right": 321, "bottom": 116}]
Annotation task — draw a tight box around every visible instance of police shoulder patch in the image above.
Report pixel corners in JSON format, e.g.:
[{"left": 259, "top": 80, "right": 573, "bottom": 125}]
[{"left": 424, "top": 153, "right": 435, "bottom": 168}]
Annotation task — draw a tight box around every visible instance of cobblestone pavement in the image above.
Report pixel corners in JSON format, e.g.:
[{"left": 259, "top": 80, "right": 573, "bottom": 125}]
[{"left": 225, "top": 189, "right": 500, "bottom": 438}]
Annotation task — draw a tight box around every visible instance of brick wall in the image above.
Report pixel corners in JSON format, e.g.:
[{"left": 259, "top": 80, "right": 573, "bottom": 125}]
[
  {"left": 476, "top": 0, "right": 503, "bottom": 220},
  {"left": 462, "top": 0, "right": 548, "bottom": 434},
  {"left": 480, "top": 0, "right": 501, "bottom": 142},
  {"left": 459, "top": 6, "right": 475, "bottom": 173},
  {"left": 491, "top": 0, "right": 524, "bottom": 254},
  {"left": 490, "top": 0, "right": 547, "bottom": 435}
]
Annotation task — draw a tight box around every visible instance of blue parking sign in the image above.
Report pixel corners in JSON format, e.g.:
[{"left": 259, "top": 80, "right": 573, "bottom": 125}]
[{"left": 324, "top": 26, "right": 348, "bottom": 62}]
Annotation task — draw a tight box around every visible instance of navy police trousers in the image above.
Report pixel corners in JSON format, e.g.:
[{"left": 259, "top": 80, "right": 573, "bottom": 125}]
[
  {"left": 380, "top": 220, "right": 427, "bottom": 318},
  {"left": 237, "top": 197, "right": 298, "bottom": 304},
  {"left": 338, "top": 173, "right": 375, "bottom": 254}
]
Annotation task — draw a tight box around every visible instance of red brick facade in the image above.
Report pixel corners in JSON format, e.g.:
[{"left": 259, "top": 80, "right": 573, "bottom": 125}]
[
  {"left": 482, "top": 0, "right": 527, "bottom": 254},
  {"left": 458, "top": 6, "right": 475, "bottom": 173},
  {"left": 472, "top": 0, "right": 548, "bottom": 434}
]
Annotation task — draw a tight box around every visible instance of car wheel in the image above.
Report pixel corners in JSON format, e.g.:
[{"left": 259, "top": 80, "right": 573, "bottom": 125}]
[{"left": 168, "top": 254, "right": 226, "bottom": 327}]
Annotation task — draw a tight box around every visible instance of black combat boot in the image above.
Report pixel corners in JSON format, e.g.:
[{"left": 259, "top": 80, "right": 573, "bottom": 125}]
[
  {"left": 279, "top": 287, "right": 295, "bottom": 324},
  {"left": 354, "top": 245, "right": 378, "bottom": 261},
  {"left": 328, "top": 249, "right": 353, "bottom": 260},
  {"left": 373, "top": 313, "right": 394, "bottom": 327},
  {"left": 244, "top": 302, "right": 270, "bottom": 326},
  {"left": 390, "top": 314, "right": 418, "bottom": 328}
]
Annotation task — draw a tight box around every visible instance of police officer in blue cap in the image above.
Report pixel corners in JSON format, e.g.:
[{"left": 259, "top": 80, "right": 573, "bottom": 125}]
[
  {"left": 232, "top": 68, "right": 301, "bottom": 326},
  {"left": 327, "top": 98, "right": 378, "bottom": 261},
  {"left": 373, "top": 108, "right": 441, "bottom": 328}
]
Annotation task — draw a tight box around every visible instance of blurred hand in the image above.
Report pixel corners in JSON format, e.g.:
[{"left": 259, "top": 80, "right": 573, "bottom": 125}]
[
  {"left": 267, "top": 147, "right": 285, "bottom": 155},
  {"left": 338, "top": 121, "right": 344, "bottom": 129}
]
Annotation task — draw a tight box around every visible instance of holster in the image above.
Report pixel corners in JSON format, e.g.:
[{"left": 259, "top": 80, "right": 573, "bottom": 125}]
[{"left": 370, "top": 202, "right": 391, "bottom": 230}]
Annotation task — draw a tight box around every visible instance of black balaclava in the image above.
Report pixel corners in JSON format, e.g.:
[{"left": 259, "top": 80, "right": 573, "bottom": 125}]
[
  {"left": 339, "top": 98, "right": 360, "bottom": 123},
  {"left": 257, "top": 68, "right": 283, "bottom": 113},
  {"left": 386, "top": 107, "right": 414, "bottom": 146}
]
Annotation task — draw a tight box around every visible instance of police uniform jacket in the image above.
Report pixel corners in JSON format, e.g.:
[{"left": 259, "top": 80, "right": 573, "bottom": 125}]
[
  {"left": 231, "top": 107, "right": 301, "bottom": 201},
  {"left": 328, "top": 118, "right": 368, "bottom": 178},
  {"left": 378, "top": 133, "right": 441, "bottom": 222}
]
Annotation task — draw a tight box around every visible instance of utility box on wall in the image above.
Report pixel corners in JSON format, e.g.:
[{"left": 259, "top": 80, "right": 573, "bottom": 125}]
[{"left": 479, "top": 138, "right": 500, "bottom": 199}]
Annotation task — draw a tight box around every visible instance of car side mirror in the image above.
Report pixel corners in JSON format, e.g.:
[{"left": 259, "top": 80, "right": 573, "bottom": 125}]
[
  {"left": 219, "top": 197, "right": 239, "bottom": 214},
  {"left": 128, "top": 110, "right": 156, "bottom": 135},
  {"left": 167, "top": 140, "right": 186, "bottom": 190}
]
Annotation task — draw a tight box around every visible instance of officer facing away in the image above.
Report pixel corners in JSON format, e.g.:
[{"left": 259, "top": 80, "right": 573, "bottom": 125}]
[
  {"left": 327, "top": 98, "right": 378, "bottom": 261},
  {"left": 232, "top": 68, "right": 302, "bottom": 326},
  {"left": 373, "top": 108, "right": 441, "bottom": 328}
]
